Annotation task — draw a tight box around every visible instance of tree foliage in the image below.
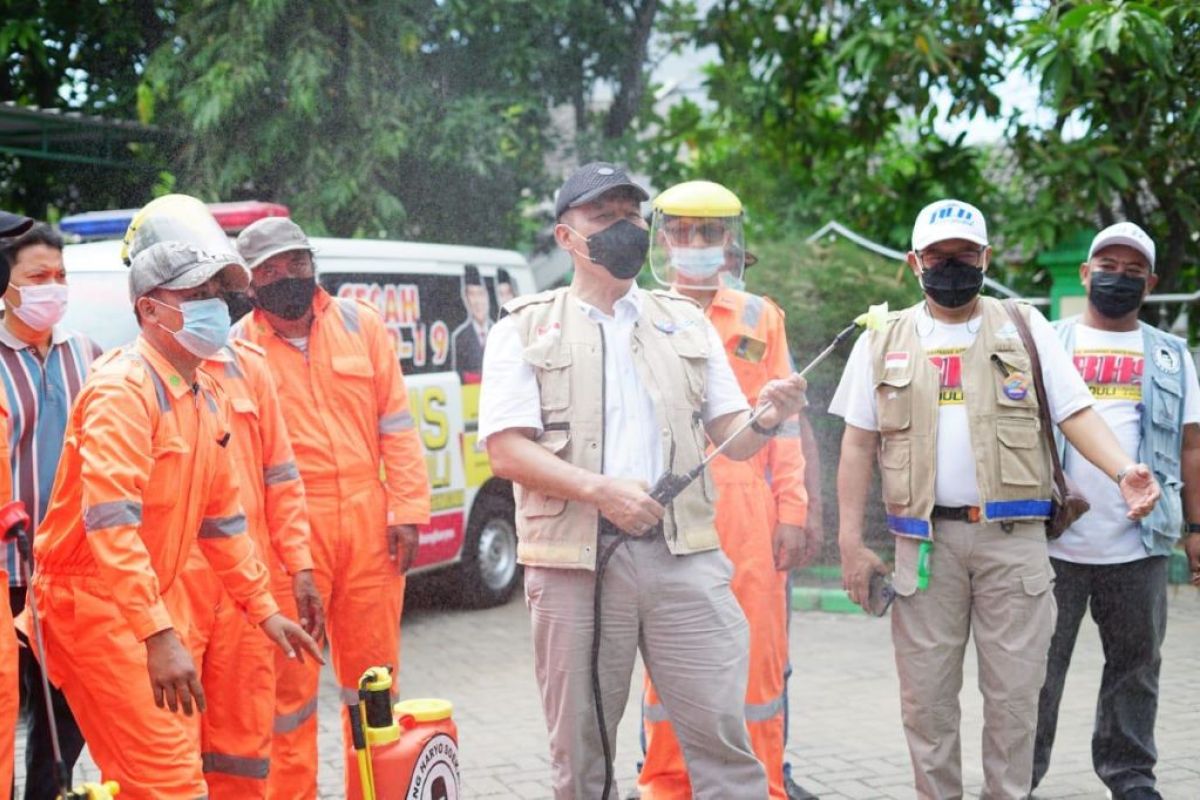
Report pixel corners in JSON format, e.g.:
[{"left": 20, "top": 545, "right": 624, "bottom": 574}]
[
  {"left": 143, "top": 0, "right": 669, "bottom": 244},
  {"left": 0, "top": 0, "right": 180, "bottom": 217},
  {"left": 642, "top": 0, "right": 1200, "bottom": 301}
]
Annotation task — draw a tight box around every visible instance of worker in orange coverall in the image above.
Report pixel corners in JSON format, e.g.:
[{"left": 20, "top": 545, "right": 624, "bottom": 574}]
[
  {"left": 121, "top": 195, "right": 325, "bottom": 798},
  {"left": 640, "top": 181, "right": 816, "bottom": 800},
  {"left": 0, "top": 207, "right": 29, "bottom": 800},
  {"left": 24, "top": 241, "right": 321, "bottom": 799},
  {"left": 233, "top": 217, "right": 431, "bottom": 800}
]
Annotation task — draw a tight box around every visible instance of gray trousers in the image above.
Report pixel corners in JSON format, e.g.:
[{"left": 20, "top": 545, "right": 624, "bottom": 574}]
[
  {"left": 1033, "top": 555, "right": 1168, "bottom": 796},
  {"left": 891, "top": 519, "right": 1057, "bottom": 800},
  {"left": 525, "top": 530, "right": 767, "bottom": 799}
]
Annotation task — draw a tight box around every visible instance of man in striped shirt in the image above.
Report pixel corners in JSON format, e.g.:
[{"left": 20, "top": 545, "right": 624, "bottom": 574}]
[{"left": 0, "top": 223, "right": 102, "bottom": 800}]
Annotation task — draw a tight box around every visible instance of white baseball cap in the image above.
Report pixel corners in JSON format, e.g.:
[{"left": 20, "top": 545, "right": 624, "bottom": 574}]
[
  {"left": 912, "top": 199, "right": 988, "bottom": 251},
  {"left": 1088, "top": 222, "right": 1155, "bottom": 271}
]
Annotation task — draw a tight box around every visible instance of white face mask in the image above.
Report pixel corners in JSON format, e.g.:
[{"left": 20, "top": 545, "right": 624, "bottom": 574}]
[
  {"left": 671, "top": 246, "right": 725, "bottom": 278},
  {"left": 10, "top": 284, "right": 69, "bottom": 330}
]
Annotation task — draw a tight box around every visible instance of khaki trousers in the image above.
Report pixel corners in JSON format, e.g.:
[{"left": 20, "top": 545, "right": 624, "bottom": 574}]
[
  {"left": 525, "top": 530, "right": 767, "bottom": 800},
  {"left": 891, "top": 519, "right": 1057, "bottom": 800}
]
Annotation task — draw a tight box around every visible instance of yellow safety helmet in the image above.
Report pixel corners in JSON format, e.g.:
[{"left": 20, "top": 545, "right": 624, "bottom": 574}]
[
  {"left": 120, "top": 194, "right": 241, "bottom": 267},
  {"left": 649, "top": 181, "right": 746, "bottom": 290},
  {"left": 652, "top": 180, "right": 743, "bottom": 218}
]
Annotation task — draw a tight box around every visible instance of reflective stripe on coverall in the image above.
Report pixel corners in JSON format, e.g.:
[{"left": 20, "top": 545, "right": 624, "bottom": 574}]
[
  {"left": 640, "top": 289, "right": 807, "bottom": 800},
  {"left": 0, "top": 395, "right": 15, "bottom": 800},
  {"left": 26, "top": 336, "right": 278, "bottom": 800},
  {"left": 182, "top": 338, "right": 314, "bottom": 797},
  {"left": 235, "top": 289, "right": 430, "bottom": 800}
]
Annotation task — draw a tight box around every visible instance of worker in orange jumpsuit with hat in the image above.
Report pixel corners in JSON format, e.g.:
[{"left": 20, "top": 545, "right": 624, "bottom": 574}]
[
  {"left": 24, "top": 240, "right": 322, "bottom": 799},
  {"left": 0, "top": 207, "right": 31, "bottom": 799},
  {"left": 232, "top": 217, "right": 431, "bottom": 800},
  {"left": 120, "top": 196, "right": 325, "bottom": 798},
  {"left": 639, "top": 181, "right": 815, "bottom": 800}
]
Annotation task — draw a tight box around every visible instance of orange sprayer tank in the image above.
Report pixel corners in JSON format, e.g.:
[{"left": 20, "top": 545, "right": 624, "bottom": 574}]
[{"left": 346, "top": 668, "right": 460, "bottom": 800}]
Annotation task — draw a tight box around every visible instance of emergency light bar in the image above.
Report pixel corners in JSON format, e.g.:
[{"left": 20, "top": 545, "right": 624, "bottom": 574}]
[{"left": 60, "top": 201, "right": 290, "bottom": 239}]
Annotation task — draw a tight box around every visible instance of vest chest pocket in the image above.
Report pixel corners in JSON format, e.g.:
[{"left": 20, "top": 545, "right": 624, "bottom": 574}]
[
  {"left": 878, "top": 438, "right": 911, "bottom": 506},
  {"left": 667, "top": 328, "right": 710, "bottom": 406},
  {"left": 875, "top": 374, "right": 912, "bottom": 432},
  {"left": 991, "top": 351, "right": 1038, "bottom": 410},
  {"left": 996, "top": 416, "right": 1044, "bottom": 487},
  {"left": 523, "top": 342, "right": 572, "bottom": 413}
]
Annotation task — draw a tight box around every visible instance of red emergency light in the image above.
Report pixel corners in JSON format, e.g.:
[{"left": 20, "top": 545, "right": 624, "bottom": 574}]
[{"left": 208, "top": 201, "right": 291, "bottom": 233}]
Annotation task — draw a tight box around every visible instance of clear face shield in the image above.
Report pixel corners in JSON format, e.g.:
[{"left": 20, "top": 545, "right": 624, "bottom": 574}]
[
  {"left": 649, "top": 210, "right": 745, "bottom": 291},
  {"left": 121, "top": 194, "right": 241, "bottom": 267}
]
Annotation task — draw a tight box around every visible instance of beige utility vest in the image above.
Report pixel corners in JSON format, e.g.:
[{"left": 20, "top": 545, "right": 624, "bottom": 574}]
[
  {"left": 871, "top": 297, "right": 1054, "bottom": 539},
  {"left": 505, "top": 287, "right": 720, "bottom": 569}
]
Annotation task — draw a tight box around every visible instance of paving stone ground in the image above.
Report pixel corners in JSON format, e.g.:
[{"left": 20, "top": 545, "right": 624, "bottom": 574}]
[{"left": 16, "top": 582, "right": 1200, "bottom": 799}]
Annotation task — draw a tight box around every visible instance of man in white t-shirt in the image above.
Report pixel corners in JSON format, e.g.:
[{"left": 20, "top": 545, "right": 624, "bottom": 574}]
[
  {"left": 831, "top": 199, "right": 1161, "bottom": 800},
  {"left": 1031, "top": 223, "right": 1199, "bottom": 800},
  {"left": 480, "top": 162, "right": 807, "bottom": 799}
]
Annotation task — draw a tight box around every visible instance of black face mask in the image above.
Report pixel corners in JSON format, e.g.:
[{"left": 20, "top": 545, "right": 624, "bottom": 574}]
[
  {"left": 920, "top": 259, "right": 985, "bottom": 309},
  {"left": 1089, "top": 271, "right": 1146, "bottom": 319},
  {"left": 253, "top": 276, "right": 316, "bottom": 320},
  {"left": 580, "top": 219, "right": 649, "bottom": 280},
  {"left": 223, "top": 291, "right": 255, "bottom": 324}
]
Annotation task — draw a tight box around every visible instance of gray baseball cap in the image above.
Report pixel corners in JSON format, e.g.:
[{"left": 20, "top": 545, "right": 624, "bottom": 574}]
[
  {"left": 0, "top": 210, "right": 33, "bottom": 238},
  {"left": 236, "top": 217, "right": 315, "bottom": 270},
  {"left": 554, "top": 162, "right": 649, "bottom": 220},
  {"left": 129, "top": 241, "right": 250, "bottom": 301}
]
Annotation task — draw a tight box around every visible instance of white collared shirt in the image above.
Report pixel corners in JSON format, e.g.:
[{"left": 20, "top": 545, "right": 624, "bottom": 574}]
[{"left": 479, "top": 287, "right": 748, "bottom": 485}]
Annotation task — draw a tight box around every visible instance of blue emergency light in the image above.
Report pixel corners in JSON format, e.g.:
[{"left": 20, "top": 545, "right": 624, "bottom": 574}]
[{"left": 60, "top": 201, "right": 290, "bottom": 240}]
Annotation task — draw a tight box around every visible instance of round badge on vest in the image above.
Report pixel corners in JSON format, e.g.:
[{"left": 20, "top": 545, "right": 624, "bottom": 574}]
[
  {"left": 1153, "top": 345, "right": 1181, "bottom": 375},
  {"left": 1003, "top": 372, "right": 1029, "bottom": 401}
]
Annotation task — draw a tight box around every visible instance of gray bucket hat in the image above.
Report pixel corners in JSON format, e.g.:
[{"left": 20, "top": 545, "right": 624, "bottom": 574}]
[
  {"left": 129, "top": 240, "right": 250, "bottom": 301},
  {"left": 236, "top": 217, "right": 315, "bottom": 270}
]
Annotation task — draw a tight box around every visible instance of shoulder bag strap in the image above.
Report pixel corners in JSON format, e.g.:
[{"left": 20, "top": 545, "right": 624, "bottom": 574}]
[{"left": 1002, "top": 299, "right": 1068, "bottom": 495}]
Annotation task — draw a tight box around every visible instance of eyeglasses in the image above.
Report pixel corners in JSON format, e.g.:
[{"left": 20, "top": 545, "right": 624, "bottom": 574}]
[
  {"left": 1090, "top": 257, "right": 1151, "bottom": 278},
  {"left": 917, "top": 246, "right": 986, "bottom": 270},
  {"left": 664, "top": 220, "right": 728, "bottom": 245}
]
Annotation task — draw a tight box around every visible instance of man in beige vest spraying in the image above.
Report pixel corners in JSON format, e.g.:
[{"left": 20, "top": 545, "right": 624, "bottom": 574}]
[
  {"left": 480, "top": 162, "right": 806, "bottom": 800},
  {"left": 831, "top": 199, "right": 1161, "bottom": 799}
]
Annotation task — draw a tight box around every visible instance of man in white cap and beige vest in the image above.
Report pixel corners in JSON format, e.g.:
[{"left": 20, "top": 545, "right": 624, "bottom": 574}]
[
  {"left": 480, "top": 162, "right": 808, "bottom": 799},
  {"left": 831, "top": 199, "right": 1161, "bottom": 799}
]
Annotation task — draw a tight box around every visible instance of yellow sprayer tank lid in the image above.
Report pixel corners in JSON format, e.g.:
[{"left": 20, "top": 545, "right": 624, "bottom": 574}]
[{"left": 394, "top": 698, "right": 454, "bottom": 723}]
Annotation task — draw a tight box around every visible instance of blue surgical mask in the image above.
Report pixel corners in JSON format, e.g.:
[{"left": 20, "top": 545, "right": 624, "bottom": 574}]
[
  {"left": 154, "top": 297, "right": 231, "bottom": 358},
  {"left": 671, "top": 246, "right": 725, "bottom": 278}
]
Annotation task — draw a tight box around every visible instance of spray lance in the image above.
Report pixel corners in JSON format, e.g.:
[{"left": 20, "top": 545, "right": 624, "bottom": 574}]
[
  {"left": 0, "top": 501, "right": 121, "bottom": 800},
  {"left": 648, "top": 302, "right": 890, "bottom": 506},
  {"left": 590, "top": 303, "right": 890, "bottom": 799}
]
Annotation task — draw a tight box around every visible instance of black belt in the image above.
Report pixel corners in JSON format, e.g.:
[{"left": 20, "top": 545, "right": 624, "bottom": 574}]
[{"left": 931, "top": 505, "right": 982, "bottom": 523}]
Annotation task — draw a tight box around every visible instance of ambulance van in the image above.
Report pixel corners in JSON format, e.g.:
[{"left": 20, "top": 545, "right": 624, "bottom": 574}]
[{"left": 58, "top": 201, "right": 528, "bottom": 607}]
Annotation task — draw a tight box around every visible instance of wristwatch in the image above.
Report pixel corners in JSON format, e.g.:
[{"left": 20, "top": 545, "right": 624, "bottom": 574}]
[
  {"left": 1187, "top": 522, "right": 1200, "bottom": 535},
  {"left": 751, "top": 418, "right": 781, "bottom": 437}
]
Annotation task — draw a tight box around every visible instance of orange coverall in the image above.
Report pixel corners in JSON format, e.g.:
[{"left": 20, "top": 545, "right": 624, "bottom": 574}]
[
  {"left": 26, "top": 336, "right": 279, "bottom": 799},
  {"left": 182, "top": 338, "right": 314, "bottom": 797},
  {"left": 234, "top": 288, "right": 431, "bottom": 799},
  {"left": 640, "top": 288, "right": 807, "bottom": 800},
  {"left": 0, "top": 395, "right": 14, "bottom": 800}
]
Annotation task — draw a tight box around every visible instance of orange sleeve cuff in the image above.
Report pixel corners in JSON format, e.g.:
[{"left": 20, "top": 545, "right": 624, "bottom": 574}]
[
  {"left": 130, "top": 600, "right": 175, "bottom": 643},
  {"left": 387, "top": 501, "right": 431, "bottom": 527},
  {"left": 242, "top": 592, "right": 280, "bottom": 627},
  {"left": 777, "top": 502, "right": 809, "bottom": 528},
  {"left": 280, "top": 547, "right": 314, "bottom": 576}
]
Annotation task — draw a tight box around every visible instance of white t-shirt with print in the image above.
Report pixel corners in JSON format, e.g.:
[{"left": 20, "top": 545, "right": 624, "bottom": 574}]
[
  {"left": 829, "top": 305, "right": 1094, "bottom": 507},
  {"left": 1050, "top": 324, "right": 1200, "bottom": 564}
]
